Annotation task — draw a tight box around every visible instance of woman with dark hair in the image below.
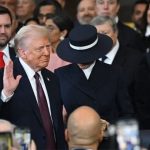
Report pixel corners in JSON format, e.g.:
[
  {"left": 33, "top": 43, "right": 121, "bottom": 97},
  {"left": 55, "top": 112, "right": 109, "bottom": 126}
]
[{"left": 45, "top": 13, "right": 74, "bottom": 71}]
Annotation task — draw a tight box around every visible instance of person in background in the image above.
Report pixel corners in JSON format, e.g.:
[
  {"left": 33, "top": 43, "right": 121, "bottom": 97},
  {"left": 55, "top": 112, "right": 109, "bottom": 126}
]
[
  {"left": 45, "top": 13, "right": 74, "bottom": 72},
  {"left": 55, "top": 0, "right": 66, "bottom": 8},
  {"left": 90, "top": 16, "right": 143, "bottom": 86},
  {"left": 24, "top": 17, "right": 39, "bottom": 25},
  {"left": 34, "top": 0, "right": 62, "bottom": 25},
  {"left": 65, "top": 106, "right": 108, "bottom": 150},
  {"left": 131, "top": 0, "right": 148, "bottom": 35},
  {"left": 96, "top": 0, "right": 145, "bottom": 52},
  {"left": 0, "top": 6, "right": 16, "bottom": 69},
  {"left": 0, "top": 25, "right": 66, "bottom": 150},
  {"left": 16, "top": 0, "right": 36, "bottom": 24},
  {"left": 76, "top": 0, "right": 97, "bottom": 25}
]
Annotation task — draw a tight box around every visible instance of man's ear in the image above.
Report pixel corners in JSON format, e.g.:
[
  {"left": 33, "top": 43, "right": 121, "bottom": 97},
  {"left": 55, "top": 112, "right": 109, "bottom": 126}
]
[
  {"left": 18, "top": 48, "right": 27, "bottom": 59},
  {"left": 65, "top": 129, "right": 69, "bottom": 142}
]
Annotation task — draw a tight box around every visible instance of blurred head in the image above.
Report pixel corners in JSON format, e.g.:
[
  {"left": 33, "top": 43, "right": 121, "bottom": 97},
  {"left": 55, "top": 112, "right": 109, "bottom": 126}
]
[
  {"left": 16, "top": 0, "right": 36, "bottom": 22},
  {"left": 90, "top": 16, "right": 118, "bottom": 45},
  {"left": 55, "top": 0, "right": 66, "bottom": 8},
  {"left": 77, "top": 0, "right": 97, "bottom": 25},
  {"left": 96, "top": 0, "right": 120, "bottom": 18},
  {"left": 34, "top": 0, "right": 62, "bottom": 25},
  {"left": 0, "top": 6, "right": 12, "bottom": 49},
  {"left": 65, "top": 106, "right": 107, "bottom": 150},
  {"left": 45, "top": 13, "right": 73, "bottom": 50},
  {"left": 147, "top": 4, "right": 150, "bottom": 25},
  {"left": 24, "top": 17, "right": 39, "bottom": 25},
  {"left": 131, "top": 0, "right": 148, "bottom": 25},
  {"left": 0, "top": 0, "right": 17, "bottom": 13},
  {"left": 14, "top": 25, "right": 51, "bottom": 72}
]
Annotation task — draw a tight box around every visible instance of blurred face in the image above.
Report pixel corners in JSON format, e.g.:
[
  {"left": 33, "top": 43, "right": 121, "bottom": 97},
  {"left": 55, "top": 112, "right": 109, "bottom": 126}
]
[
  {"left": 16, "top": 0, "right": 35, "bottom": 19},
  {"left": 0, "top": 14, "right": 12, "bottom": 49},
  {"left": 45, "top": 19, "right": 62, "bottom": 47},
  {"left": 147, "top": 5, "right": 150, "bottom": 25},
  {"left": 38, "top": 5, "right": 55, "bottom": 25},
  {"left": 0, "top": 0, "right": 17, "bottom": 12},
  {"left": 95, "top": 23, "right": 117, "bottom": 45},
  {"left": 96, "top": 0, "right": 120, "bottom": 18},
  {"left": 77, "top": 0, "right": 97, "bottom": 24},
  {"left": 132, "top": 3, "right": 147, "bottom": 23},
  {"left": 19, "top": 36, "right": 51, "bottom": 71}
]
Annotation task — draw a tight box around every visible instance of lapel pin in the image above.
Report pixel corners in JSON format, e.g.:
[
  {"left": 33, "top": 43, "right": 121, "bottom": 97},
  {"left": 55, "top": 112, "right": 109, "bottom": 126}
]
[{"left": 47, "top": 77, "right": 50, "bottom": 81}]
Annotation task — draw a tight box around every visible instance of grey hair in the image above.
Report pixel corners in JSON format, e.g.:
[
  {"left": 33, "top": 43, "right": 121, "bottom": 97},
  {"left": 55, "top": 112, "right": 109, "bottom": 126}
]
[
  {"left": 14, "top": 24, "right": 50, "bottom": 51},
  {"left": 96, "top": 0, "right": 120, "bottom": 4},
  {"left": 90, "top": 16, "right": 118, "bottom": 32}
]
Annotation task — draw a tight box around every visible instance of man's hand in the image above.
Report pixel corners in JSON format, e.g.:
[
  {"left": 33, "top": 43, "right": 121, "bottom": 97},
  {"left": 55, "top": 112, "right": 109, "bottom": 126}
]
[{"left": 3, "top": 60, "right": 22, "bottom": 97}]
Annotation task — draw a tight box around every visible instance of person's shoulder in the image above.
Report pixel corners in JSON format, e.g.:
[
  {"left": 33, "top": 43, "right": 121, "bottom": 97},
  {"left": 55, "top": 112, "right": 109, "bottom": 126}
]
[{"left": 55, "top": 64, "right": 74, "bottom": 72}]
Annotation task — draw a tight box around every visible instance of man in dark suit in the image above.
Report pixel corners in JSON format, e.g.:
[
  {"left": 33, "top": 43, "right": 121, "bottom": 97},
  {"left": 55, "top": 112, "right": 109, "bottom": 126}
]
[
  {"left": 95, "top": 0, "right": 145, "bottom": 52},
  {"left": 90, "top": 16, "right": 143, "bottom": 86},
  {"left": 0, "top": 25, "right": 66, "bottom": 150},
  {"left": 55, "top": 24, "right": 134, "bottom": 124},
  {"left": 0, "top": 6, "right": 16, "bottom": 65}
]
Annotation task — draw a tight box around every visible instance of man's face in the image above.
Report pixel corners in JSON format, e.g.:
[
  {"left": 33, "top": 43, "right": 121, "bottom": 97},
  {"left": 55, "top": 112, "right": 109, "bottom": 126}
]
[
  {"left": 95, "top": 23, "right": 117, "bottom": 45},
  {"left": 132, "top": 3, "right": 147, "bottom": 23},
  {"left": 38, "top": 5, "right": 55, "bottom": 25},
  {"left": 0, "top": 0, "right": 17, "bottom": 12},
  {"left": 96, "top": 0, "right": 120, "bottom": 18},
  {"left": 77, "top": 0, "right": 97, "bottom": 24},
  {"left": 20, "top": 36, "right": 51, "bottom": 71},
  {"left": 16, "top": 0, "right": 36, "bottom": 19},
  {"left": 0, "top": 14, "right": 12, "bottom": 49}
]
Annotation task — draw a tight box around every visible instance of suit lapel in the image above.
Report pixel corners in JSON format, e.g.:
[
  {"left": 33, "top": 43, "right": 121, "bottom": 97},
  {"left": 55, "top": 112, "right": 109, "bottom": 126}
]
[
  {"left": 13, "top": 59, "right": 43, "bottom": 125},
  {"left": 9, "top": 47, "right": 16, "bottom": 61},
  {"left": 62, "top": 63, "right": 101, "bottom": 100},
  {"left": 88, "top": 60, "right": 111, "bottom": 90}
]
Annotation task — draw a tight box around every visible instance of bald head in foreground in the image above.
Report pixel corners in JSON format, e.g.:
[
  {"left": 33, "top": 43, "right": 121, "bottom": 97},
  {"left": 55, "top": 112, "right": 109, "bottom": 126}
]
[{"left": 65, "top": 106, "right": 107, "bottom": 150}]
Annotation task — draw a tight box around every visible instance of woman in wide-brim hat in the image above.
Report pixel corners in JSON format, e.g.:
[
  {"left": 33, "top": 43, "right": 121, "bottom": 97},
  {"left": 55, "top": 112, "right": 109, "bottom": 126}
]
[{"left": 56, "top": 24, "right": 113, "bottom": 64}]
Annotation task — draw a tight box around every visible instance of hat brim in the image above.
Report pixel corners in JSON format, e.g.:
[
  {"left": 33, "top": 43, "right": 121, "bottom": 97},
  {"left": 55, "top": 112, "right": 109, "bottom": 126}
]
[{"left": 56, "top": 34, "right": 113, "bottom": 63}]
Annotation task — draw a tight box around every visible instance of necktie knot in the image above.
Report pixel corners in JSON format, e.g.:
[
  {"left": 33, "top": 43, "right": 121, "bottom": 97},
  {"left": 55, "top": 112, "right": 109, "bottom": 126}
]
[
  {"left": 101, "top": 55, "right": 107, "bottom": 62},
  {"left": 34, "top": 72, "right": 40, "bottom": 80}
]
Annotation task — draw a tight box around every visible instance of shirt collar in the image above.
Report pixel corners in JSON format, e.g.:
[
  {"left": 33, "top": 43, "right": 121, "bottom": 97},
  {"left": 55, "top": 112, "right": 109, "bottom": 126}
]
[
  {"left": 106, "top": 40, "right": 119, "bottom": 64},
  {"left": 2, "top": 44, "right": 10, "bottom": 58},
  {"left": 19, "top": 58, "right": 41, "bottom": 80}
]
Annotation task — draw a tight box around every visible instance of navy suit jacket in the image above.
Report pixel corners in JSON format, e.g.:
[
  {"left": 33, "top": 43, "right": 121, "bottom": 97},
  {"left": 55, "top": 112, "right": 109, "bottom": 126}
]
[
  {"left": 0, "top": 58, "right": 66, "bottom": 150},
  {"left": 112, "top": 44, "right": 143, "bottom": 86},
  {"left": 117, "top": 21, "right": 145, "bottom": 52},
  {"left": 55, "top": 60, "right": 134, "bottom": 123},
  {"left": 9, "top": 46, "right": 16, "bottom": 61},
  {"left": 129, "top": 52, "right": 150, "bottom": 129}
]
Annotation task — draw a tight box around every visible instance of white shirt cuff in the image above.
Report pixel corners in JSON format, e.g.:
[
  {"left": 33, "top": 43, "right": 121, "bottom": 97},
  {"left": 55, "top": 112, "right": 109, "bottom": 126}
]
[{"left": 1, "top": 89, "right": 14, "bottom": 102}]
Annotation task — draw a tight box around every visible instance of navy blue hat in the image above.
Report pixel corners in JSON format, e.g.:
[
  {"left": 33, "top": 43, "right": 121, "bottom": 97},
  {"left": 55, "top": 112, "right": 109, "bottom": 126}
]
[{"left": 56, "top": 24, "right": 113, "bottom": 63}]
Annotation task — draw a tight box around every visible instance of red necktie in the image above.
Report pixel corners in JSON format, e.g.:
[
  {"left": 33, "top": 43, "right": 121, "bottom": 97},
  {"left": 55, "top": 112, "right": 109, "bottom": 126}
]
[
  {"left": 0, "top": 51, "right": 5, "bottom": 68},
  {"left": 34, "top": 73, "right": 56, "bottom": 150}
]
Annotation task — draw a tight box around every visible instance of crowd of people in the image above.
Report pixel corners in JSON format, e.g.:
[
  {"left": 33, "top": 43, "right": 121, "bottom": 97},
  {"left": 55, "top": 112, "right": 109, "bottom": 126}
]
[{"left": 0, "top": 0, "right": 150, "bottom": 149}]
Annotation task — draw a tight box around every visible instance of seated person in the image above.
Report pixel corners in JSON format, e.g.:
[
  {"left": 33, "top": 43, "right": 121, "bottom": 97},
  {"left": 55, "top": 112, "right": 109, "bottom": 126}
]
[{"left": 65, "top": 106, "right": 108, "bottom": 150}]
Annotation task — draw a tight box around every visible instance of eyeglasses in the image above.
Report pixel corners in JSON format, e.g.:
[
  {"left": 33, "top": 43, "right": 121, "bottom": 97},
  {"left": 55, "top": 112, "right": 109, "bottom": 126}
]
[{"left": 38, "top": 13, "right": 53, "bottom": 19}]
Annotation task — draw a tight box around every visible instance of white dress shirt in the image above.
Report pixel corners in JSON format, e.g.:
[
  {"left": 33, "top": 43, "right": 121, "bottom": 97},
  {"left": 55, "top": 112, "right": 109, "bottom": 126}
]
[
  {"left": 2, "top": 44, "right": 11, "bottom": 64},
  {"left": 82, "top": 61, "right": 96, "bottom": 80},
  {"left": 145, "top": 25, "right": 150, "bottom": 37},
  {"left": 1, "top": 58, "right": 52, "bottom": 116},
  {"left": 99, "top": 40, "right": 119, "bottom": 65}
]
